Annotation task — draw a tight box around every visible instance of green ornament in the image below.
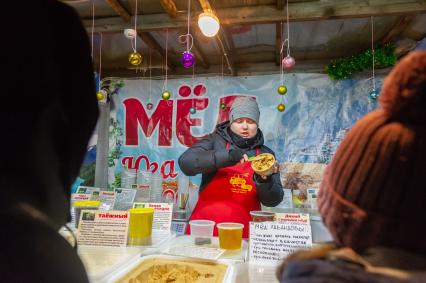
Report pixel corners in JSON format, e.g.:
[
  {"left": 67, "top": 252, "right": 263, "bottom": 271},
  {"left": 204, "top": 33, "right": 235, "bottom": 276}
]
[
  {"left": 220, "top": 103, "right": 227, "bottom": 110},
  {"left": 277, "top": 103, "right": 286, "bottom": 112},
  {"left": 96, "top": 91, "right": 105, "bottom": 101},
  {"left": 162, "top": 90, "right": 171, "bottom": 100},
  {"left": 277, "top": 85, "right": 287, "bottom": 95}
]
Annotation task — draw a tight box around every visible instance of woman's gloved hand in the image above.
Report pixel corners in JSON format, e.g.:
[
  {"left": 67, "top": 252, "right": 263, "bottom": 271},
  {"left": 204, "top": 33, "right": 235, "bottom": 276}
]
[
  {"left": 256, "top": 161, "right": 280, "bottom": 180},
  {"left": 228, "top": 148, "right": 247, "bottom": 164}
]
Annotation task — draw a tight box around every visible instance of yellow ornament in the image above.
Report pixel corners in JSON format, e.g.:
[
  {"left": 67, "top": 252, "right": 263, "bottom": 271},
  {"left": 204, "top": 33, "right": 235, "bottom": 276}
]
[
  {"left": 277, "top": 103, "right": 286, "bottom": 112},
  {"left": 129, "top": 51, "right": 142, "bottom": 66},
  {"left": 96, "top": 91, "right": 105, "bottom": 101},
  {"left": 277, "top": 85, "right": 287, "bottom": 95},
  {"left": 162, "top": 90, "right": 171, "bottom": 100}
]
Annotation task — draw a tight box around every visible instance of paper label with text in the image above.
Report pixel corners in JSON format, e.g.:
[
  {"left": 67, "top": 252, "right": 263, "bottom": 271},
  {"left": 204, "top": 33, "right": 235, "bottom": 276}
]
[
  {"left": 77, "top": 186, "right": 101, "bottom": 196},
  {"left": 249, "top": 220, "right": 312, "bottom": 265},
  {"left": 275, "top": 213, "right": 310, "bottom": 224},
  {"left": 113, "top": 188, "right": 137, "bottom": 211},
  {"left": 77, "top": 210, "right": 129, "bottom": 247},
  {"left": 69, "top": 193, "right": 92, "bottom": 227},
  {"left": 133, "top": 202, "right": 173, "bottom": 231},
  {"left": 97, "top": 191, "right": 117, "bottom": 210}
]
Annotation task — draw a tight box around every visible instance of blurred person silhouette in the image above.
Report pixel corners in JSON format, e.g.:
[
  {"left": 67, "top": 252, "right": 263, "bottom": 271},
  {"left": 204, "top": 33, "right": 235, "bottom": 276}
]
[
  {"left": 0, "top": 1, "right": 99, "bottom": 282},
  {"left": 277, "top": 51, "right": 426, "bottom": 283}
]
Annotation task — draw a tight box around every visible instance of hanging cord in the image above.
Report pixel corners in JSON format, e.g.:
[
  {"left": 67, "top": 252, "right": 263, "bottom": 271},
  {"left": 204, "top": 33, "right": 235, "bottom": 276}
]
[
  {"left": 178, "top": 0, "right": 194, "bottom": 53},
  {"left": 187, "top": 0, "right": 191, "bottom": 51},
  {"left": 280, "top": 21, "right": 284, "bottom": 86},
  {"left": 279, "top": 0, "right": 291, "bottom": 57},
  {"left": 98, "top": 32, "right": 102, "bottom": 83},
  {"left": 286, "top": 0, "right": 290, "bottom": 56},
  {"left": 163, "top": 29, "right": 169, "bottom": 91},
  {"left": 221, "top": 54, "right": 224, "bottom": 96},
  {"left": 217, "top": 36, "right": 233, "bottom": 74},
  {"left": 371, "top": 16, "right": 376, "bottom": 91},
  {"left": 178, "top": 34, "right": 194, "bottom": 52},
  {"left": 133, "top": 0, "right": 138, "bottom": 52},
  {"left": 192, "top": 64, "right": 195, "bottom": 109},
  {"left": 279, "top": 0, "right": 291, "bottom": 59},
  {"left": 280, "top": 39, "right": 290, "bottom": 59},
  {"left": 91, "top": 0, "right": 95, "bottom": 59},
  {"left": 187, "top": 0, "right": 190, "bottom": 35}
]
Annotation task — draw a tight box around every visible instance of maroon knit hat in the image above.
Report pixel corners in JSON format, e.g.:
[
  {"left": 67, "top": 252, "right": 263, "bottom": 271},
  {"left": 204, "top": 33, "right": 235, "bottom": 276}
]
[{"left": 318, "top": 51, "right": 426, "bottom": 254}]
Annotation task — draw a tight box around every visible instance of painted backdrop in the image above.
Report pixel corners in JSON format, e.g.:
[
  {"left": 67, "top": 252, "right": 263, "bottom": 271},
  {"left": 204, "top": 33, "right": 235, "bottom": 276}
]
[{"left": 106, "top": 73, "right": 382, "bottom": 195}]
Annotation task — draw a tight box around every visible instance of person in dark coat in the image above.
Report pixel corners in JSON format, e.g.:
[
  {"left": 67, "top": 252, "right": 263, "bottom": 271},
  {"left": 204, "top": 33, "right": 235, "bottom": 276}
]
[
  {"left": 277, "top": 51, "right": 426, "bottom": 283},
  {"left": 179, "top": 96, "right": 284, "bottom": 238},
  {"left": 0, "top": 1, "right": 99, "bottom": 282}
]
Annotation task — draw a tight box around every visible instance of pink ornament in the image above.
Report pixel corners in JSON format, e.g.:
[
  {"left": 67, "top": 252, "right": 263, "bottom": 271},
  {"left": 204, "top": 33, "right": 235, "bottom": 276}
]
[{"left": 282, "top": 55, "right": 296, "bottom": 69}]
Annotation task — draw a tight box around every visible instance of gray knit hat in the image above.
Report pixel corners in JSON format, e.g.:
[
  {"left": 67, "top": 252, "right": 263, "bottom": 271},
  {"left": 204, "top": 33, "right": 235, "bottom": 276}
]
[{"left": 230, "top": 96, "right": 260, "bottom": 124}]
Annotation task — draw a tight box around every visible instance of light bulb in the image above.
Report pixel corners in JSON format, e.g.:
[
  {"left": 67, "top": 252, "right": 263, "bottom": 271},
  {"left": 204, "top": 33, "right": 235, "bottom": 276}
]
[{"left": 198, "top": 11, "right": 220, "bottom": 37}]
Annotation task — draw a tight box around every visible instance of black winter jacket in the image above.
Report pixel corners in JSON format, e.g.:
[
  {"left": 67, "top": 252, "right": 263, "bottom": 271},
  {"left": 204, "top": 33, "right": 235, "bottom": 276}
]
[{"left": 178, "top": 121, "right": 284, "bottom": 207}]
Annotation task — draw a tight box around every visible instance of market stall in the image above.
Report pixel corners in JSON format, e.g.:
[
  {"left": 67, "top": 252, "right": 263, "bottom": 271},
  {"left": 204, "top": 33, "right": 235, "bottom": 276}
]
[{"left": 59, "top": 0, "right": 426, "bottom": 282}]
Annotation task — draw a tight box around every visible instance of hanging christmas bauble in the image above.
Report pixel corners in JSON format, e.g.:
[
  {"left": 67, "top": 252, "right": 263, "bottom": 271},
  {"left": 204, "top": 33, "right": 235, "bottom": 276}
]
[
  {"left": 182, "top": 51, "right": 195, "bottom": 68},
  {"left": 147, "top": 103, "right": 154, "bottom": 110},
  {"left": 129, "top": 51, "right": 142, "bottom": 66},
  {"left": 96, "top": 91, "right": 105, "bottom": 101},
  {"left": 282, "top": 55, "right": 296, "bottom": 69},
  {"left": 369, "top": 89, "right": 379, "bottom": 100},
  {"left": 220, "top": 103, "right": 227, "bottom": 110},
  {"left": 162, "top": 90, "right": 171, "bottom": 100},
  {"left": 189, "top": 107, "right": 197, "bottom": 114},
  {"left": 277, "top": 85, "right": 287, "bottom": 95},
  {"left": 277, "top": 103, "right": 286, "bottom": 112}
]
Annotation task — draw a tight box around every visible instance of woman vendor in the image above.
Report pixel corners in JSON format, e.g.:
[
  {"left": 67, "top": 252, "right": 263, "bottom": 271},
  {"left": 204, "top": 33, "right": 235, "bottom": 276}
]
[{"left": 178, "top": 96, "right": 284, "bottom": 238}]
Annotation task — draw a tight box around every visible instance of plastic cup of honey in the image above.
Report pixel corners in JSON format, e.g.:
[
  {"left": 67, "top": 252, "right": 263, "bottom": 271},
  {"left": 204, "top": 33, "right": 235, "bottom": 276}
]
[{"left": 217, "top": 222, "right": 244, "bottom": 250}]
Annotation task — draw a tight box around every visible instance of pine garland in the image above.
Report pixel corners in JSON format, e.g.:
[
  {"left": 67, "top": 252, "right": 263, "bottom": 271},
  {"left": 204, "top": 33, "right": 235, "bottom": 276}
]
[{"left": 326, "top": 45, "right": 396, "bottom": 80}]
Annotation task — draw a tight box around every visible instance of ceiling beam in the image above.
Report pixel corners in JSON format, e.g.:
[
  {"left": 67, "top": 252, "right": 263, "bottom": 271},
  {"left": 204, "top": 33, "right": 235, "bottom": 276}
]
[
  {"left": 191, "top": 33, "right": 210, "bottom": 69},
  {"left": 379, "top": 15, "right": 415, "bottom": 44},
  {"left": 221, "top": 26, "right": 237, "bottom": 75},
  {"left": 137, "top": 31, "right": 176, "bottom": 72},
  {"left": 104, "top": 0, "right": 131, "bottom": 22},
  {"left": 84, "top": 1, "right": 426, "bottom": 33},
  {"left": 160, "top": 0, "right": 178, "bottom": 18},
  {"left": 216, "top": 31, "right": 236, "bottom": 75},
  {"left": 197, "top": 0, "right": 211, "bottom": 11},
  {"left": 277, "top": 0, "right": 321, "bottom": 10},
  {"left": 197, "top": 0, "right": 235, "bottom": 74},
  {"left": 183, "top": 26, "right": 211, "bottom": 69},
  {"left": 102, "top": 58, "right": 366, "bottom": 78},
  {"left": 275, "top": 23, "right": 283, "bottom": 66},
  {"left": 103, "top": 0, "right": 175, "bottom": 71},
  {"left": 159, "top": 0, "right": 210, "bottom": 69},
  {"left": 277, "top": 0, "right": 285, "bottom": 10}
]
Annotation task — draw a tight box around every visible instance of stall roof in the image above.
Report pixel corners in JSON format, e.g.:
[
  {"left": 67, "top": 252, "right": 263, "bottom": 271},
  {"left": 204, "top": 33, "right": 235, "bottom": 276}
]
[{"left": 64, "top": 0, "right": 426, "bottom": 77}]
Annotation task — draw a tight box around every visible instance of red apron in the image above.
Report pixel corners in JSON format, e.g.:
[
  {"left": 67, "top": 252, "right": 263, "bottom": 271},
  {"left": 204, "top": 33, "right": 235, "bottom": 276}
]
[{"left": 188, "top": 145, "right": 260, "bottom": 238}]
